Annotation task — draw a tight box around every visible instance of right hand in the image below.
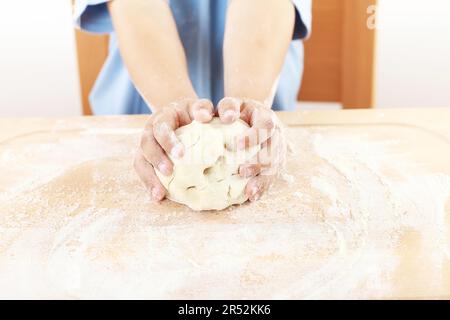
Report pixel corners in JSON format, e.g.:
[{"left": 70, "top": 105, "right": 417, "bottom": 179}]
[{"left": 134, "top": 98, "right": 214, "bottom": 201}]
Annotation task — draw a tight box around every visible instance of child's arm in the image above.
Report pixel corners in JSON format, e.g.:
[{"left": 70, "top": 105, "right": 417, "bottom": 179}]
[
  {"left": 218, "top": 0, "right": 296, "bottom": 201},
  {"left": 222, "top": 0, "right": 295, "bottom": 107},
  {"left": 109, "top": 0, "right": 214, "bottom": 200},
  {"left": 108, "top": 0, "right": 197, "bottom": 109}
]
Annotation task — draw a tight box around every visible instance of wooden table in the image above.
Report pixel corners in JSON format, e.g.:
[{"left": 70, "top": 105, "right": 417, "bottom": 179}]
[{"left": 1, "top": 108, "right": 450, "bottom": 299}]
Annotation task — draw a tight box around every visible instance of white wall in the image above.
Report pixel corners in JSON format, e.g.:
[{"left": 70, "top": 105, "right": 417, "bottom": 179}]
[
  {"left": 0, "top": 0, "right": 82, "bottom": 117},
  {"left": 375, "top": 0, "right": 450, "bottom": 108}
]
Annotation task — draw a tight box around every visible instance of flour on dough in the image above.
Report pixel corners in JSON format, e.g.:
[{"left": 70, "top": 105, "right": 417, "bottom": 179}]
[{"left": 156, "top": 118, "right": 260, "bottom": 211}]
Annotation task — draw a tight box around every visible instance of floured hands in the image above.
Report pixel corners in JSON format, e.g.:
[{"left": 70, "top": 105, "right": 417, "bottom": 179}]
[
  {"left": 135, "top": 97, "right": 285, "bottom": 205},
  {"left": 134, "top": 98, "right": 214, "bottom": 201},
  {"left": 217, "top": 97, "right": 286, "bottom": 202}
]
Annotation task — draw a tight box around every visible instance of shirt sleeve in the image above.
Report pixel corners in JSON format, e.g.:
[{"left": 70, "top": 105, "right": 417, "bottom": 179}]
[
  {"left": 291, "top": 0, "right": 312, "bottom": 40},
  {"left": 73, "top": 0, "right": 113, "bottom": 34}
]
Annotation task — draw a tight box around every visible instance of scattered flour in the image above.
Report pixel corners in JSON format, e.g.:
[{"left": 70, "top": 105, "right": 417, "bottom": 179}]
[{"left": 0, "top": 122, "right": 449, "bottom": 299}]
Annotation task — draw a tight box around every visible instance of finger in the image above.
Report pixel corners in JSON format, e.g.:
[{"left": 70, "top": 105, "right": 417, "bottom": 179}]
[
  {"left": 140, "top": 125, "right": 173, "bottom": 176},
  {"left": 166, "top": 100, "right": 192, "bottom": 127},
  {"left": 239, "top": 126, "right": 285, "bottom": 178},
  {"left": 238, "top": 103, "right": 276, "bottom": 150},
  {"left": 134, "top": 150, "right": 166, "bottom": 201},
  {"left": 189, "top": 99, "right": 214, "bottom": 123},
  {"left": 217, "top": 97, "right": 242, "bottom": 124},
  {"left": 238, "top": 138, "right": 270, "bottom": 178},
  {"left": 239, "top": 163, "right": 261, "bottom": 178},
  {"left": 152, "top": 109, "right": 185, "bottom": 159},
  {"left": 245, "top": 175, "right": 273, "bottom": 202},
  {"left": 238, "top": 133, "right": 275, "bottom": 178}
]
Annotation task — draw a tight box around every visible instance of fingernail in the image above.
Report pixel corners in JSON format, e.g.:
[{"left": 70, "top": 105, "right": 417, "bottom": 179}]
[
  {"left": 171, "top": 143, "right": 184, "bottom": 159},
  {"left": 239, "top": 167, "right": 248, "bottom": 178},
  {"left": 194, "top": 108, "right": 211, "bottom": 121},
  {"left": 151, "top": 187, "right": 164, "bottom": 201},
  {"left": 251, "top": 193, "right": 261, "bottom": 201},
  {"left": 249, "top": 186, "right": 260, "bottom": 201},
  {"left": 238, "top": 137, "right": 246, "bottom": 150},
  {"left": 223, "top": 110, "right": 237, "bottom": 122},
  {"left": 240, "top": 167, "right": 253, "bottom": 178},
  {"left": 158, "top": 162, "right": 170, "bottom": 175}
]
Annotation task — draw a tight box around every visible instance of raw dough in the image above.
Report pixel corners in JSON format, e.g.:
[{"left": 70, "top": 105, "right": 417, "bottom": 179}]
[{"left": 156, "top": 118, "right": 260, "bottom": 211}]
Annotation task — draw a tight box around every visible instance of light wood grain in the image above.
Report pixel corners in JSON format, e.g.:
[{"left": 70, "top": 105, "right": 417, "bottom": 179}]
[
  {"left": 341, "top": 0, "right": 377, "bottom": 108},
  {"left": 299, "top": 0, "right": 343, "bottom": 102},
  {"left": 299, "top": 0, "right": 377, "bottom": 109},
  {"left": 74, "top": 30, "right": 109, "bottom": 115},
  {"left": 1, "top": 109, "right": 449, "bottom": 299}
]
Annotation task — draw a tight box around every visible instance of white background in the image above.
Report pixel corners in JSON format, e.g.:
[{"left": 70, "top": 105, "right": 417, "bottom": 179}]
[
  {"left": 0, "top": 0, "right": 81, "bottom": 116},
  {"left": 375, "top": 0, "right": 450, "bottom": 108}
]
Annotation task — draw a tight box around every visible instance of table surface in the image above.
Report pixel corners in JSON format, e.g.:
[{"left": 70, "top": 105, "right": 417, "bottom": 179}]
[{"left": 1, "top": 108, "right": 450, "bottom": 299}]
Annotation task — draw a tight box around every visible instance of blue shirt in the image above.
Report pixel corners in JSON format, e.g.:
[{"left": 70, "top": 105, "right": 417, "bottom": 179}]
[{"left": 74, "top": 0, "right": 311, "bottom": 115}]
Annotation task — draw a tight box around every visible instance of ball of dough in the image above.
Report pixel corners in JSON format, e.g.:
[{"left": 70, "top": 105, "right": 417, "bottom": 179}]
[{"left": 156, "top": 118, "right": 260, "bottom": 211}]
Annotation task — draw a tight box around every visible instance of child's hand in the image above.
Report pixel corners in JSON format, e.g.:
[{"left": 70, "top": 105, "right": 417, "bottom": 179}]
[
  {"left": 134, "top": 98, "right": 214, "bottom": 201},
  {"left": 217, "top": 97, "right": 286, "bottom": 202}
]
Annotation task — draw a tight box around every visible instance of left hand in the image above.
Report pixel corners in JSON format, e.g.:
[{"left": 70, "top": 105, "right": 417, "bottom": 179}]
[{"left": 217, "top": 97, "right": 286, "bottom": 202}]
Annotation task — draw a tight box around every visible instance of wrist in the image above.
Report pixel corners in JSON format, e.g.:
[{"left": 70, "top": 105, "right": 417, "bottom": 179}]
[
  {"left": 222, "top": 94, "right": 273, "bottom": 109},
  {"left": 142, "top": 83, "right": 197, "bottom": 111},
  {"left": 225, "top": 79, "right": 276, "bottom": 107}
]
